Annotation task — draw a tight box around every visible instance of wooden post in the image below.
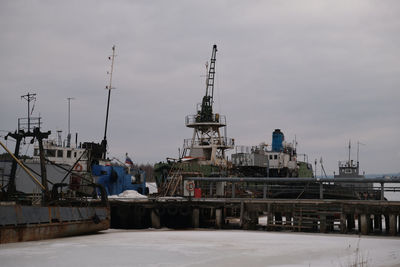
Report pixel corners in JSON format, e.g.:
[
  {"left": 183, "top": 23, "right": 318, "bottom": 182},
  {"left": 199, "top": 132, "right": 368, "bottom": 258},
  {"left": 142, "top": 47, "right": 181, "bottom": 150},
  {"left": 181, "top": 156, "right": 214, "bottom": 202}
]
[
  {"left": 340, "top": 213, "right": 347, "bottom": 234},
  {"left": 267, "top": 212, "right": 273, "bottom": 231},
  {"left": 389, "top": 214, "right": 397, "bottom": 236},
  {"left": 192, "top": 208, "right": 199, "bottom": 228},
  {"left": 385, "top": 214, "right": 390, "bottom": 234},
  {"left": 360, "top": 214, "right": 369, "bottom": 235},
  {"left": 215, "top": 209, "right": 222, "bottom": 229},
  {"left": 239, "top": 201, "right": 244, "bottom": 228},
  {"left": 320, "top": 215, "right": 327, "bottom": 233},
  {"left": 151, "top": 209, "right": 161, "bottom": 229}
]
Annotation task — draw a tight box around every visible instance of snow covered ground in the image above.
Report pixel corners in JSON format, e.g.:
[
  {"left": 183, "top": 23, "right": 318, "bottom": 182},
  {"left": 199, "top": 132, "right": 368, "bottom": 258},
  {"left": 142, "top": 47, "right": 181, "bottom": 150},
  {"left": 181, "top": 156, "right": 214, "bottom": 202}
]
[{"left": 1, "top": 229, "right": 399, "bottom": 267}]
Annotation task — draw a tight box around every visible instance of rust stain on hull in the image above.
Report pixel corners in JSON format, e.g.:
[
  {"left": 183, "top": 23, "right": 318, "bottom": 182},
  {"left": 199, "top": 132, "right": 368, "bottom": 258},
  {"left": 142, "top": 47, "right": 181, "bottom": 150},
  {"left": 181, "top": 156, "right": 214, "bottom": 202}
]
[{"left": 1, "top": 219, "right": 110, "bottom": 244}]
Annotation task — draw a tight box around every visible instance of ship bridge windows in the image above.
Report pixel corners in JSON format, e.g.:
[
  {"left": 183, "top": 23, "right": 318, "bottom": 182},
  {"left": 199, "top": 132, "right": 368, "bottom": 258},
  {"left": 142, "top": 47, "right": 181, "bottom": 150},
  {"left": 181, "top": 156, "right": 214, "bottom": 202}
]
[
  {"left": 34, "top": 148, "right": 39, "bottom": 156},
  {"left": 67, "top": 150, "right": 71, "bottom": 158},
  {"left": 274, "top": 155, "right": 278, "bottom": 160},
  {"left": 57, "top": 150, "right": 63, "bottom": 158},
  {"left": 45, "top": 149, "right": 56, "bottom": 157}
]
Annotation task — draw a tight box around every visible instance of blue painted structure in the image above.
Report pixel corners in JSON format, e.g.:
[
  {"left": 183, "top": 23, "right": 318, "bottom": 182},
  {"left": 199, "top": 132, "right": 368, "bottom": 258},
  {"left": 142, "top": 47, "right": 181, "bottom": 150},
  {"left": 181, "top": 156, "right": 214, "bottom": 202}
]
[
  {"left": 272, "top": 129, "right": 284, "bottom": 152},
  {"left": 92, "top": 165, "right": 147, "bottom": 196}
]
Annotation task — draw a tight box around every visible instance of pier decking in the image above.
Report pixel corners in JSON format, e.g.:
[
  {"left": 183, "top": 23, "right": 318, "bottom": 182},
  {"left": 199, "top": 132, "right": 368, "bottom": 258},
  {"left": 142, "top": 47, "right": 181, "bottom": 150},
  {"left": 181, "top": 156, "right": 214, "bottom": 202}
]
[{"left": 109, "top": 197, "right": 400, "bottom": 236}]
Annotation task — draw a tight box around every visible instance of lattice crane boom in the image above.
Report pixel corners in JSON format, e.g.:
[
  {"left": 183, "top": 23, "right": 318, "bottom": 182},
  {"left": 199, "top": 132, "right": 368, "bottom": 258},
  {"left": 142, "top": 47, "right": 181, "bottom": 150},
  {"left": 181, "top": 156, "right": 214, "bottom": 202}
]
[{"left": 199, "top": 44, "right": 217, "bottom": 122}]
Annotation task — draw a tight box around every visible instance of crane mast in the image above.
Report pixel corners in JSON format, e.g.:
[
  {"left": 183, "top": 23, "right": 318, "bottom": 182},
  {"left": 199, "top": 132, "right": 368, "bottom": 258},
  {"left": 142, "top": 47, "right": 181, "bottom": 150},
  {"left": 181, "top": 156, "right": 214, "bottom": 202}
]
[{"left": 199, "top": 44, "right": 217, "bottom": 122}]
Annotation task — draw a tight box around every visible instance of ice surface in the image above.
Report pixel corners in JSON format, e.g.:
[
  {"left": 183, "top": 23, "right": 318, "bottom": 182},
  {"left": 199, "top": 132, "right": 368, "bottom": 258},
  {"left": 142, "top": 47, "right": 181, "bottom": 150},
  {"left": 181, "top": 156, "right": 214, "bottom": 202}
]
[{"left": 1, "top": 229, "right": 399, "bottom": 267}]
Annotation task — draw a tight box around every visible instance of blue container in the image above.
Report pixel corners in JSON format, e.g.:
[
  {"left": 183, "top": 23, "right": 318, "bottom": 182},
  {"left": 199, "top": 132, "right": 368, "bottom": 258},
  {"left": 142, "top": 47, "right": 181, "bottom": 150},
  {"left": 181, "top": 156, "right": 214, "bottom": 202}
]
[
  {"left": 272, "top": 129, "right": 284, "bottom": 152},
  {"left": 92, "top": 165, "right": 147, "bottom": 196}
]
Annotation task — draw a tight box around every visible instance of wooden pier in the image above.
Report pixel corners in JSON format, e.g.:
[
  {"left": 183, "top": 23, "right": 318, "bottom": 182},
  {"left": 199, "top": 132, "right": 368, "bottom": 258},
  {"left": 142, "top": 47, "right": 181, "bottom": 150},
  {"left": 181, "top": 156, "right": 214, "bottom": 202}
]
[{"left": 109, "top": 198, "right": 400, "bottom": 236}]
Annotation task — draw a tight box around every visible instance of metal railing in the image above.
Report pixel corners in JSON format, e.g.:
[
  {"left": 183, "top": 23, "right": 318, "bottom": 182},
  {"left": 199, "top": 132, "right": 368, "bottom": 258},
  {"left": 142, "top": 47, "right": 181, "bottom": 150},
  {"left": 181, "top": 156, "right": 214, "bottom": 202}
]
[
  {"left": 183, "top": 137, "right": 235, "bottom": 148},
  {"left": 183, "top": 176, "right": 400, "bottom": 200},
  {"left": 338, "top": 161, "right": 358, "bottom": 168},
  {"left": 185, "top": 114, "right": 227, "bottom": 125},
  {"left": 234, "top": 145, "right": 267, "bottom": 154}
]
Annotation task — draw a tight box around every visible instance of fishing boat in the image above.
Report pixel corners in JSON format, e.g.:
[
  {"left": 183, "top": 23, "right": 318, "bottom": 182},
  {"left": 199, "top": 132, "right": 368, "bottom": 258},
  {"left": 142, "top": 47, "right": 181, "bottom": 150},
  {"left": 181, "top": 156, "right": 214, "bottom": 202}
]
[{"left": 0, "top": 101, "right": 110, "bottom": 244}]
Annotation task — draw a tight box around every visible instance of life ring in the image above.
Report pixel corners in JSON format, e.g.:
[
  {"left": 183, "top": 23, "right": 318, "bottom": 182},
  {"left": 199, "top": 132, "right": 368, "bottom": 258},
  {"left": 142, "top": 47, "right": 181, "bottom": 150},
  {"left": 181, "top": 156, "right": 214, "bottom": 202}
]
[
  {"left": 74, "top": 162, "right": 83, "bottom": 172},
  {"left": 185, "top": 181, "right": 195, "bottom": 192}
]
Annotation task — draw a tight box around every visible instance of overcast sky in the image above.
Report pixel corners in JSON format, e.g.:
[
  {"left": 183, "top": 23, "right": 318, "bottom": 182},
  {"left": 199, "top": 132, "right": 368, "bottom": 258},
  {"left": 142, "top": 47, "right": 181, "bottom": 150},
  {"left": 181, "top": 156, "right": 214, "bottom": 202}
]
[{"left": 0, "top": 0, "right": 399, "bottom": 175}]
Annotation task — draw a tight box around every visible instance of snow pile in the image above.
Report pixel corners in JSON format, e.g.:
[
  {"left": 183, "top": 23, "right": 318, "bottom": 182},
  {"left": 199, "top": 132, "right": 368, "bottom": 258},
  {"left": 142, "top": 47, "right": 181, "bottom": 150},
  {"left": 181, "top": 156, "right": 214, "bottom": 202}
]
[
  {"left": 108, "top": 190, "right": 147, "bottom": 199},
  {"left": 146, "top": 182, "right": 158, "bottom": 194}
]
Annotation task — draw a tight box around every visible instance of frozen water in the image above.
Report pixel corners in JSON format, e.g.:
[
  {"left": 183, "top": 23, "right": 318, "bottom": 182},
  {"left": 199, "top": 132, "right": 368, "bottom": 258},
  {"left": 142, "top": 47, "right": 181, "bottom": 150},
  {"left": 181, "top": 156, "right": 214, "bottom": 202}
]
[{"left": 1, "top": 229, "right": 399, "bottom": 267}]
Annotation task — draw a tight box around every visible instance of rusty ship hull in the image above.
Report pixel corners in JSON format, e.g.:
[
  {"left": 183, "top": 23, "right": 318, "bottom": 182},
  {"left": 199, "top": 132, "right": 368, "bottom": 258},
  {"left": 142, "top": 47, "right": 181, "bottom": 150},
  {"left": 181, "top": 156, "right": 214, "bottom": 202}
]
[{"left": 0, "top": 202, "right": 110, "bottom": 244}]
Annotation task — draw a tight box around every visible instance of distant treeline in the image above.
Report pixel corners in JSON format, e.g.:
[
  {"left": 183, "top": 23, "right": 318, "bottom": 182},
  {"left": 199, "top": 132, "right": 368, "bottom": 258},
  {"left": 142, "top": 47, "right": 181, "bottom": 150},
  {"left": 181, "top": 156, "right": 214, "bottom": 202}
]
[
  {"left": 132, "top": 163, "right": 155, "bottom": 182},
  {"left": 0, "top": 153, "right": 32, "bottom": 161}
]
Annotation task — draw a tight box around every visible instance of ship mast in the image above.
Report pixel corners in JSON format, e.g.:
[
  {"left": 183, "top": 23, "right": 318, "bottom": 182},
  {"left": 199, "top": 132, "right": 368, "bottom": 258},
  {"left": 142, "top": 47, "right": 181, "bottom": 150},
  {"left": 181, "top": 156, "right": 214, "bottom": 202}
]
[
  {"left": 21, "top": 92, "right": 36, "bottom": 133},
  {"left": 348, "top": 140, "right": 351, "bottom": 165},
  {"left": 67, "top": 97, "right": 74, "bottom": 147},
  {"left": 6, "top": 93, "right": 50, "bottom": 196},
  {"left": 102, "top": 45, "right": 116, "bottom": 159}
]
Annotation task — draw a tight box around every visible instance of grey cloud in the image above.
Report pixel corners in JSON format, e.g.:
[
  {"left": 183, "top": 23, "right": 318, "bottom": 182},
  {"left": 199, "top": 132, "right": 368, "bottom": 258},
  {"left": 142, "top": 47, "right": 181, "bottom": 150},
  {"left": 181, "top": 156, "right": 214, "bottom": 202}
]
[{"left": 0, "top": 0, "right": 399, "bottom": 174}]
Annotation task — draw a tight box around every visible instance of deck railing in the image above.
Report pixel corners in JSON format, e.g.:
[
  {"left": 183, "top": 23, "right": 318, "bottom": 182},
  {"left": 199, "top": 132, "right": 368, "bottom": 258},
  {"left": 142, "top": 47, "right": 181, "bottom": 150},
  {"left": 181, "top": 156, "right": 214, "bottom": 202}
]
[
  {"left": 183, "top": 137, "right": 235, "bottom": 148},
  {"left": 185, "top": 114, "right": 226, "bottom": 125}
]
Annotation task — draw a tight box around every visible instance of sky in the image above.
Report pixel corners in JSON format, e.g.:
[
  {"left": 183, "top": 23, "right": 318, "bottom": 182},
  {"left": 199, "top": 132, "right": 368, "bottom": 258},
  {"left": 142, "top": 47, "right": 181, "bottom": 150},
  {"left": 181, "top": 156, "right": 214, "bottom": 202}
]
[{"left": 0, "top": 0, "right": 399, "bottom": 174}]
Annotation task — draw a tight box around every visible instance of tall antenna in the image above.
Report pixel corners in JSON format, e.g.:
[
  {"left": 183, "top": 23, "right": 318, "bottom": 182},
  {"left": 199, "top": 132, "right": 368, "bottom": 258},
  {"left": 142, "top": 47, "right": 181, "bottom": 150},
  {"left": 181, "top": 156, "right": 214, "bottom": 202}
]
[
  {"left": 21, "top": 92, "right": 36, "bottom": 132},
  {"left": 57, "top": 130, "right": 62, "bottom": 146},
  {"left": 357, "top": 141, "right": 365, "bottom": 164},
  {"left": 102, "top": 45, "right": 116, "bottom": 159},
  {"left": 320, "top": 157, "right": 327, "bottom": 178},
  {"left": 67, "top": 97, "right": 75, "bottom": 147},
  {"left": 348, "top": 140, "right": 351, "bottom": 164}
]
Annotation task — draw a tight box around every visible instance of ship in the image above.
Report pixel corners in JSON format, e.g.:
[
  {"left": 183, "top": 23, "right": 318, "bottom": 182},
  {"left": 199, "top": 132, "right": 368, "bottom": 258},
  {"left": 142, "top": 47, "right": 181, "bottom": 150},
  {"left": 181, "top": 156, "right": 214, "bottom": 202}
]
[
  {"left": 0, "top": 100, "right": 110, "bottom": 244},
  {"left": 24, "top": 45, "right": 148, "bottom": 198},
  {"left": 154, "top": 45, "right": 313, "bottom": 195},
  {"left": 333, "top": 141, "right": 376, "bottom": 199},
  {"left": 28, "top": 134, "right": 148, "bottom": 197},
  {"left": 0, "top": 45, "right": 148, "bottom": 243},
  {"left": 154, "top": 44, "right": 380, "bottom": 200},
  {"left": 155, "top": 44, "right": 234, "bottom": 196},
  {"left": 231, "top": 129, "right": 313, "bottom": 178}
]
